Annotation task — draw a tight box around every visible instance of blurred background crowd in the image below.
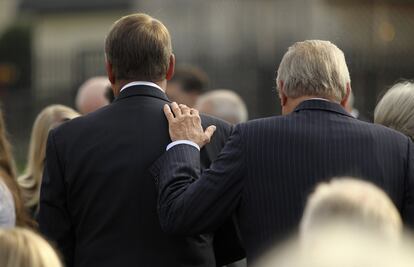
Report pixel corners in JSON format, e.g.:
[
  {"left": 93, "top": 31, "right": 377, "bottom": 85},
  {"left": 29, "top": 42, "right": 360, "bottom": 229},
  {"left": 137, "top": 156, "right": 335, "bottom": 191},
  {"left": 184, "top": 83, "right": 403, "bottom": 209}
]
[
  {"left": 0, "top": 0, "right": 414, "bottom": 266},
  {"left": 0, "top": 0, "right": 414, "bottom": 166}
]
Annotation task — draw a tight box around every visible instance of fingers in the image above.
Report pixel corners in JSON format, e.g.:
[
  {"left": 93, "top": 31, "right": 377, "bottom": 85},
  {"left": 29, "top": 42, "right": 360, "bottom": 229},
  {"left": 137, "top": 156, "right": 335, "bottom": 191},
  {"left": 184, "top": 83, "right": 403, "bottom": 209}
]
[
  {"left": 179, "top": 104, "right": 191, "bottom": 115},
  {"left": 204, "top": 125, "right": 217, "bottom": 144},
  {"left": 171, "top": 102, "right": 182, "bottom": 117},
  {"left": 165, "top": 103, "right": 197, "bottom": 121},
  {"left": 163, "top": 104, "right": 175, "bottom": 122},
  {"left": 190, "top": 108, "right": 199, "bottom": 116}
]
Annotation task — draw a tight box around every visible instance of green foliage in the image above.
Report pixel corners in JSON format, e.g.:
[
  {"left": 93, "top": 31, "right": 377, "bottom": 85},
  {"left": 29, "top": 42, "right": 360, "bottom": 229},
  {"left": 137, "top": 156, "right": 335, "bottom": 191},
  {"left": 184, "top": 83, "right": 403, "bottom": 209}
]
[{"left": 0, "top": 22, "right": 32, "bottom": 89}]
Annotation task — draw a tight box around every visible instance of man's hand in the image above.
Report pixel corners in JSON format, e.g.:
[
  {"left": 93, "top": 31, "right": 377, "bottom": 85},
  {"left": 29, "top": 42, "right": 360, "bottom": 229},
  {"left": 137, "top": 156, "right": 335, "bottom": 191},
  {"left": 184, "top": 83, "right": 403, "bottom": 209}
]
[{"left": 163, "top": 102, "right": 216, "bottom": 148}]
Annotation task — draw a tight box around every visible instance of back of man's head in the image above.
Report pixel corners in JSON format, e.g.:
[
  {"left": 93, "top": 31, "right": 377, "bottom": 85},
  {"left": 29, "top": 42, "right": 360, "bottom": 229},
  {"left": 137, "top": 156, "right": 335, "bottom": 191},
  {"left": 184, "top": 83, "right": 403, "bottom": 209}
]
[
  {"left": 277, "top": 40, "right": 350, "bottom": 102},
  {"left": 196, "top": 89, "right": 248, "bottom": 125},
  {"left": 170, "top": 66, "right": 209, "bottom": 94},
  {"left": 105, "top": 13, "right": 172, "bottom": 83},
  {"left": 166, "top": 65, "right": 209, "bottom": 107},
  {"left": 75, "top": 76, "right": 110, "bottom": 114}
]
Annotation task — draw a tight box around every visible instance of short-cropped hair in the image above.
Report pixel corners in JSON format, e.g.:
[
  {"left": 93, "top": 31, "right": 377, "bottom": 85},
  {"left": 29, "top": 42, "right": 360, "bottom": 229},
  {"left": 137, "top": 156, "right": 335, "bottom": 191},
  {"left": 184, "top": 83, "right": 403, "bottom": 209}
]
[
  {"left": 105, "top": 13, "right": 172, "bottom": 82},
  {"left": 277, "top": 40, "right": 350, "bottom": 102},
  {"left": 374, "top": 81, "right": 414, "bottom": 141}
]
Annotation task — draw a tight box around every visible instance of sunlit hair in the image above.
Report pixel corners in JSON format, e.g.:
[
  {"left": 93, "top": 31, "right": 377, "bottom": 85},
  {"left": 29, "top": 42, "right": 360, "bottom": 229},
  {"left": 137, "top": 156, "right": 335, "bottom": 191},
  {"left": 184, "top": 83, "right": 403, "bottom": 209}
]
[
  {"left": 0, "top": 107, "right": 34, "bottom": 227},
  {"left": 255, "top": 225, "right": 414, "bottom": 267},
  {"left": 374, "top": 81, "right": 414, "bottom": 141},
  {"left": 18, "top": 105, "right": 79, "bottom": 213},
  {"left": 300, "top": 178, "right": 402, "bottom": 241},
  {"left": 276, "top": 40, "right": 350, "bottom": 102},
  {"left": 0, "top": 228, "right": 63, "bottom": 267}
]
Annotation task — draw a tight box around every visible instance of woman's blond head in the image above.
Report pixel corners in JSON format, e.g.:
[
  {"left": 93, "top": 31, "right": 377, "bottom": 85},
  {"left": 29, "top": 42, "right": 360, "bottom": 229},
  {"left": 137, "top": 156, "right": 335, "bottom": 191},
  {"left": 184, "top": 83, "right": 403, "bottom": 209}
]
[
  {"left": 18, "top": 105, "right": 79, "bottom": 210},
  {"left": 0, "top": 228, "right": 62, "bottom": 267}
]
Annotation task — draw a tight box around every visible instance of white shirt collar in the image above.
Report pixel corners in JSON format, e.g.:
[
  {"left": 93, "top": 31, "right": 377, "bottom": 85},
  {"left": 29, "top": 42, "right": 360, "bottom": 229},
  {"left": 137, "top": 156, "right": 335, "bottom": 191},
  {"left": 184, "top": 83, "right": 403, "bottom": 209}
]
[
  {"left": 120, "top": 81, "right": 164, "bottom": 93},
  {"left": 350, "top": 109, "right": 359, "bottom": 118},
  {"left": 307, "top": 97, "right": 330, "bottom": 102}
]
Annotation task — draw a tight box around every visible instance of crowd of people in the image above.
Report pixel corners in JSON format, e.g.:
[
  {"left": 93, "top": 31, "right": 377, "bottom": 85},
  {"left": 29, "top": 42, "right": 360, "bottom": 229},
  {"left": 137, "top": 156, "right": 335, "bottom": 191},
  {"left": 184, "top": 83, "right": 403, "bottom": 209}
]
[{"left": 0, "top": 12, "right": 414, "bottom": 267}]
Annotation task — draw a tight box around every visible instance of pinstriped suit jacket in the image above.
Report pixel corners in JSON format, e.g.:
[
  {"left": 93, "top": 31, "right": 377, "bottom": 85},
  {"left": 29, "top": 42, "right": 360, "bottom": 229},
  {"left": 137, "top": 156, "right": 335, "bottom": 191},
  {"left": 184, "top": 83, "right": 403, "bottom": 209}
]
[{"left": 152, "top": 99, "right": 414, "bottom": 263}]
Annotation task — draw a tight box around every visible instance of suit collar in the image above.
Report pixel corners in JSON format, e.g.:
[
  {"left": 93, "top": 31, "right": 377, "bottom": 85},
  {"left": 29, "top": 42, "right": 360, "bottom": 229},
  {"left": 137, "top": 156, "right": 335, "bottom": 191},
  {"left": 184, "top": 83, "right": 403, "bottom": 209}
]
[
  {"left": 115, "top": 85, "right": 170, "bottom": 103},
  {"left": 294, "top": 99, "right": 353, "bottom": 117}
]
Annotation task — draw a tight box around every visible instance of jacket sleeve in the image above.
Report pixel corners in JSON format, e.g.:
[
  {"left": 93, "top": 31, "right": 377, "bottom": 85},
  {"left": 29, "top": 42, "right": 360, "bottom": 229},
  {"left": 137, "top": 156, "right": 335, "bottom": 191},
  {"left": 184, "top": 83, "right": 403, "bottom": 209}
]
[
  {"left": 38, "top": 130, "right": 75, "bottom": 267},
  {"left": 153, "top": 124, "right": 246, "bottom": 235},
  {"left": 204, "top": 121, "right": 245, "bottom": 266}
]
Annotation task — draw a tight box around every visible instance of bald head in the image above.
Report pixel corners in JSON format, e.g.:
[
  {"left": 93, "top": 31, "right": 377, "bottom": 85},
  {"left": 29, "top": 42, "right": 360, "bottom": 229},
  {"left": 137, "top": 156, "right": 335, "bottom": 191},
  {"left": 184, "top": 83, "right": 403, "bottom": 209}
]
[
  {"left": 75, "top": 77, "right": 111, "bottom": 114},
  {"left": 196, "top": 89, "right": 248, "bottom": 124}
]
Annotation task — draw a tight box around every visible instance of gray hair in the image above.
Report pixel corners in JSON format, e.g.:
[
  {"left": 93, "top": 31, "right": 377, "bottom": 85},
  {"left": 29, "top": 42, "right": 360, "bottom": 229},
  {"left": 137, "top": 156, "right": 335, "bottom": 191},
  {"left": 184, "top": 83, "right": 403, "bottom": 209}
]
[
  {"left": 195, "top": 89, "right": 248, "bottom": 124},
  {"left": 374, "top": 81, "right": 414, "bottom": 141},
  {"left": 276, "top": 40, "right": 350, "bottom": 102}
]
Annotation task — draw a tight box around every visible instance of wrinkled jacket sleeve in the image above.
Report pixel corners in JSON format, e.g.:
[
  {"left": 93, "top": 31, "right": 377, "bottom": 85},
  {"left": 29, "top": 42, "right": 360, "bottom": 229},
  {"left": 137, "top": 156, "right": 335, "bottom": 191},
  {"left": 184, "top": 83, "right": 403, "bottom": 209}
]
[{"left": 152, "top": 125, "right": 246, "bottom": 235}]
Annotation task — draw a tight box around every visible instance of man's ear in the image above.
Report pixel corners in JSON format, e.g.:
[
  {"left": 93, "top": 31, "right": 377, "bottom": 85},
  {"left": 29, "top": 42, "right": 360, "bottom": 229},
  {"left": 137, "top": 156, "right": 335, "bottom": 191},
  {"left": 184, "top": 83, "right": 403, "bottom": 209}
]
[
  {"left": 105, "top": 60, "right": 116, "bottom": 85},
  {"left": 340, "top": 83, "right": 351, "bottom": 108},
  {"left": 278, "top": 80, "right": 287, "bottom": 107},
  {"left": 166, "top": 54, "right": 175, "bottom": 81}
]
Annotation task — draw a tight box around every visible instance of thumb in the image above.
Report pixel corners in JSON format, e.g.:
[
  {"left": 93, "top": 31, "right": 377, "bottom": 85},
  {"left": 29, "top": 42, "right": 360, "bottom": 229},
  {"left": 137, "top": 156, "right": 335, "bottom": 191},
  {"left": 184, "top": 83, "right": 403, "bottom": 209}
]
[{"left": 203, "top": 125, "right": 217, "bottom": 144}]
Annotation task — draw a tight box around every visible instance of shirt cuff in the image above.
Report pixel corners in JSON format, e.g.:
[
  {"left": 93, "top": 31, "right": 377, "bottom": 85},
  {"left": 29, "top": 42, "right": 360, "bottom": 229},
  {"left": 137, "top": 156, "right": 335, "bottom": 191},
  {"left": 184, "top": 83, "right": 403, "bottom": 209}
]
[{"left": 166, "top": 140, "right": 200, "bottom": 151}]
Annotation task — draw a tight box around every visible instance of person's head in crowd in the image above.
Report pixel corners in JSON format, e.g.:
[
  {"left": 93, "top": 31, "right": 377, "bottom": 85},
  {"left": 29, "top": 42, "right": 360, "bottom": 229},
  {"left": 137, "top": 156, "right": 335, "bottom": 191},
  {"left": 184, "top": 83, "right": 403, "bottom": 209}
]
[
  {"left": 374, "top": 81, "right": 414, "bottom": 141},
  {"left": 75, "top": 76, "right": 111, "bottom": 114},
  {"left": 276, "top": 40, "right": 351, "bottom": 115},
  {"left": 195, "top": 89, "right": 248, "bottom": 124},
  {"left": 0, "top": 107, "right": 34, "bottom": 228},
  {"left": 257, "top": 178, "right": 405, "bottom": 267},
  {"left": 254, "top": 225, "right": 414, "bottom": 267},
  {"left": 105, "top": 13, "right": 174, "bottom": 96},
  {"left": 167, "top": 65, "right": 209, "bottom": 107},
  {"left": 18, "top": 105, "right": 79, "bottom": 216},
  {"left": 300, "top": 178, "right": 402, "bottom": 241},
  {"left": 0, "top": 228, "right": 63, "bottom": 267}
]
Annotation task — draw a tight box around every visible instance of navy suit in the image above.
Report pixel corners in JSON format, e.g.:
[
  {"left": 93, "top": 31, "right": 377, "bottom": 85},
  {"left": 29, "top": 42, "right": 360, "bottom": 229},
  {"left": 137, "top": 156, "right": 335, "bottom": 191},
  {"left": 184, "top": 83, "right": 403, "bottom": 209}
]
[
  {"left": 38, "top": 85, "right": 244, "bottom": 267},
  {"left": 152, "top": 99, "right": 414, "bottom": 263}
]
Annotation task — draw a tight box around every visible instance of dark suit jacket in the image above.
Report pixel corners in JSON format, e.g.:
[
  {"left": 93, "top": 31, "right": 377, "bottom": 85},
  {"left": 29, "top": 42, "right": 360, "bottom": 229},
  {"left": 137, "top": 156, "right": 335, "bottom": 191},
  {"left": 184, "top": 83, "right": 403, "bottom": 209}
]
[
  {"left": 153, "top": 99, "right": 414, "bottom": 264},
  {"left": 38, "top": 85, "right": 243, "bottom": 267}
]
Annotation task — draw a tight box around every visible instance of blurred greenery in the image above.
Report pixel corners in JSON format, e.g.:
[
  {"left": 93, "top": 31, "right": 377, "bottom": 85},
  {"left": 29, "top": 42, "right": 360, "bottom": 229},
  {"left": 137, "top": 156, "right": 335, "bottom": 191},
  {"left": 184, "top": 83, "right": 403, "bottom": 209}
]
[{"left": 0, "top": 21, "right": 32, "bottom": 89}]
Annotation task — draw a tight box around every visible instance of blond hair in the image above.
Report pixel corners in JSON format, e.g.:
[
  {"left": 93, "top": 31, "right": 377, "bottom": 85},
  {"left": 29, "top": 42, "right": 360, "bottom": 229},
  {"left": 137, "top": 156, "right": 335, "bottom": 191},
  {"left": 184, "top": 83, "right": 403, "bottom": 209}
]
[
  {"left": 0, "top": 228, "right": 62, "bottom": 267},
  {"left": 276, "top": 40, "right": 350, "bottom": 102},
  {"left": 105, "top": 13, "right": 172, "bottom": 82},
  {"left": 18, "top": 105, "right": 79, "bottom": 212},
  {"left": 0, "top": 107, "right": 34, "bottom": 228},
  {"left": 300, "top": 178, "right": 402, "bottom": 240},
  {"left": 374, "top": 81, "right": 414, "bottom": 140}
]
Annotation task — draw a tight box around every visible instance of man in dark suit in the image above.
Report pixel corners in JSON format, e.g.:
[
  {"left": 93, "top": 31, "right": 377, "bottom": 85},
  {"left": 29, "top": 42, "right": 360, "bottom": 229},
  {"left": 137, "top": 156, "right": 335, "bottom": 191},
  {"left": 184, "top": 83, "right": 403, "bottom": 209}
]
[
  {"left": 151, "top": 40, "right": 414, "bottom": 265},
  {"left": 38, "top": 13, "right": 243, "bottom": 267}
]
